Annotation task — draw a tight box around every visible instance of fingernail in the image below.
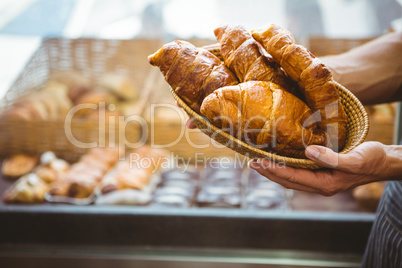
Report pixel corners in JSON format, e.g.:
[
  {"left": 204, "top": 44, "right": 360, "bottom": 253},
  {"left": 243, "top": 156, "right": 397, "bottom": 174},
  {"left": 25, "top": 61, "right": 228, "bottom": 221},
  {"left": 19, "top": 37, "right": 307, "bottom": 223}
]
[
  {"left": 306, "top": 146, "right": 321, "bottom": 159},
  {"left": 248, "top": 159, "right": 260, "bottom": 169},
  {"left": 185, "top": 119, "right": 193, "bottom": 128}
]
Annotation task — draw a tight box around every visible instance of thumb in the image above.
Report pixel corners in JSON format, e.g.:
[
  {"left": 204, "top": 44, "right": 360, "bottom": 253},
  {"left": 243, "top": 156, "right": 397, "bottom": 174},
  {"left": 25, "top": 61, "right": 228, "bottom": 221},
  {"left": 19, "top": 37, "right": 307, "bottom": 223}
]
[{"left": 305, "top": 145, "right": 346, "bottom": 169}]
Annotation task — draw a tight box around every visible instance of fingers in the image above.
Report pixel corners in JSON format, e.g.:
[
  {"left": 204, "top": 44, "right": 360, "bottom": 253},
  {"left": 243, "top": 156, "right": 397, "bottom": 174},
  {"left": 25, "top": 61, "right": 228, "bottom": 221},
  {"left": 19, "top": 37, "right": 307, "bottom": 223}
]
[
  {"left": 305, "top": 145, "right": 353, "bottom": 172},
  {"left": 248, "top": 159, "right": 320, "bottom": 194},
  {"left": 305, "top": 145, "right": 340, "bottom": 168},
  {"left": 248, "top": 158, "right": 347, "bottom": 196},
  {"left": 176, "top": 101, "right": 197, "bottom": 129},
  {"left": 185, "top": 118, "right": 196, "bottom": 129}
]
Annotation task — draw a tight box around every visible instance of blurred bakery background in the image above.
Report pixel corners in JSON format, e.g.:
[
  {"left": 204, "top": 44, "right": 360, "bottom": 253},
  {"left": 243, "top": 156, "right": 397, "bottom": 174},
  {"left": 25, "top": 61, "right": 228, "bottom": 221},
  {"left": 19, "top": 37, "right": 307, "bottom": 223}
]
[{"left": 0, "top": 0, "right": 401, "bottom": 267}]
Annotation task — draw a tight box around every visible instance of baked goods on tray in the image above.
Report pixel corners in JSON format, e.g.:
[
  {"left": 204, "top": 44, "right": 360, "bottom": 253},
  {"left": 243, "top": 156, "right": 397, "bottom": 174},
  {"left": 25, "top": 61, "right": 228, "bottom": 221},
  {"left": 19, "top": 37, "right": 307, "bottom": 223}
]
[
  {"left": 2, "top": 151, "right": 70, "bottom": 203},
  {"left": 1, "top": 154, "right": 39, "bottom": 178},
  {"left": 3, "top": 173, "right": 50, "bottom": 203},
  {"left": 1, "top": 145, "right": 170, "bottom": 204},
  {"left": 48, "top": 147, "right": 122, "bottom": 199},
  {"left": 148, "top": 23, "right": 348, "bottom": 158},
  {"left": 100, "top": 146, "right": 169, "bottom": 194}
]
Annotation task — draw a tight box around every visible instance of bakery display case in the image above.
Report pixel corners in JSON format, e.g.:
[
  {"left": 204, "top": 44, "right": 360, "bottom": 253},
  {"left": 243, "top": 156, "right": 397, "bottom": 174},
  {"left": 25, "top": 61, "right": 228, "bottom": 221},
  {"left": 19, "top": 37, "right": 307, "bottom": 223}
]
[
  {"left": 0, "top": 153, "right": 374, "bottom": 267},
  {"left": 0, "top": 0, "right": 400, "bottom": 267},
  {"left": 0, "top": 38, "right": 378, "bottom": 268}
]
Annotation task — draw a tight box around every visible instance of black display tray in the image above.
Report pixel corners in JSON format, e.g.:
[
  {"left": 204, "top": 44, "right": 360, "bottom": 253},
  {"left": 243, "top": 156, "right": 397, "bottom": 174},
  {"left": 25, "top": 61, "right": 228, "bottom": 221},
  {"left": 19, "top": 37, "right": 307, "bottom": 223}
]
[{"left": 0, "top": 205, "right": 374, "bottom": 254}]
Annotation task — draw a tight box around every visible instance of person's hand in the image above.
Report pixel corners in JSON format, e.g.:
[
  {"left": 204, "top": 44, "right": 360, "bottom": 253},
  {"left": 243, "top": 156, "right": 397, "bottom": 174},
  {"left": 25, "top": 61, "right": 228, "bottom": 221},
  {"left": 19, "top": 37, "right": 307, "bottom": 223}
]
[
  {"left": 176, "top": 101, "right": 196, "bottom": 129},
  {"left": 248, "top": 141, "right": 389, "bottom": 196}
]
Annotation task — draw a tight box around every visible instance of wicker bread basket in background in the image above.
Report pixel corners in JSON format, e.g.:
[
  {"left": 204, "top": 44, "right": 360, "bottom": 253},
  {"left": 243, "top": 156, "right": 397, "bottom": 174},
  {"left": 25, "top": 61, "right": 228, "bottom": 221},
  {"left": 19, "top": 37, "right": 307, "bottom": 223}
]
[{"left": 0, "top": 38, "right": 161, "bottom": 162}]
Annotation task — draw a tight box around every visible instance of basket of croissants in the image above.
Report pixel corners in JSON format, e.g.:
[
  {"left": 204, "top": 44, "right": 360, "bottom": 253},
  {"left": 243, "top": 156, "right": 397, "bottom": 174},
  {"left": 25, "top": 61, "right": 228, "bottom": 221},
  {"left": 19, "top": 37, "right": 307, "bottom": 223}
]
[{"left": 148, "top": 23, "right": 369, "bottom": 169}]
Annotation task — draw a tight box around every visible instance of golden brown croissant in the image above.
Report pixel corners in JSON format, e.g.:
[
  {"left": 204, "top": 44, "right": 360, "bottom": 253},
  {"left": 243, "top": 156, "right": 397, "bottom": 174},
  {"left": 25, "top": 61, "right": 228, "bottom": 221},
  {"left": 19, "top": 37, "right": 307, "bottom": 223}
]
[
  {"left": 251, "top": 24, "right": 347, "bottom": 151},
  {"left": 200, "top": 81, "right": 325, "bottom": 156},
  {"left": 214, "top": 24, "right": 297, "bottom": 94},
  {"left": 148, "top": 40, "right": 238, "bottom": 113}
]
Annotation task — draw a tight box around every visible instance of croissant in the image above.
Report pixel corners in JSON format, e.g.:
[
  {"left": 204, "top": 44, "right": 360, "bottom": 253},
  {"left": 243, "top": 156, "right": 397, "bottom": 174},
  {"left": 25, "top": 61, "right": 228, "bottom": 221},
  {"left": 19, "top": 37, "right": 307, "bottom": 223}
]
[
  {"left": 200, "top": 81, "right": 325, "bottom": 156},
  {"left": 148, "top": 40, "right": 238, "bottom": 113},
  {"left": 252, "top": 24, "right": 347, "bottom": 151},
  {"left": 214, "top": 24, "right": 297, "bottom": 95}
]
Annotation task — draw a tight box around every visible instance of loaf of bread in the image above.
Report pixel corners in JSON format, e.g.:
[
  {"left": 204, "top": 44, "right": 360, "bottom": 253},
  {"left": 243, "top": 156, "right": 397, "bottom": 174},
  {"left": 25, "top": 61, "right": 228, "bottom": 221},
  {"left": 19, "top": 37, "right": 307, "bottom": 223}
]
[
  {"left": 200, "top": 81, "right": 325, "bottom": 156},
  {"left": 252, "top": 24, "right": 347, "bottom": 151},
  {"left": 148, "top": 40, "right": 238, "bottom": 113}
]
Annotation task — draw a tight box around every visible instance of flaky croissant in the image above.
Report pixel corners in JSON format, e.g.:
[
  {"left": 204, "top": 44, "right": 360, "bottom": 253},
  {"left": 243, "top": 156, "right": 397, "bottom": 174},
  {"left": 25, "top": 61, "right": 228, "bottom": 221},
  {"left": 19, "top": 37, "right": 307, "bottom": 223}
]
[
  {"left": 200, "top": 81, "right": 325, "bottom": 156},
  {"left": 252, "top": 24, "right": 347, "bottom": 151},
  {"left": 214, "top": 24, "right": 297, "bottom": 94},
  {"left": 148, "top": 40, "right": 238, "bottom": 113}
]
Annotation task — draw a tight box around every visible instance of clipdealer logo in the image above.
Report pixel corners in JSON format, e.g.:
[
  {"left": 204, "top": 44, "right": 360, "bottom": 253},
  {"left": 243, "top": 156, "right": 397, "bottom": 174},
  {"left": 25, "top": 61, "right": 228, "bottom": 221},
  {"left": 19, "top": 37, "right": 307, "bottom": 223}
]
[{"left": 63, "top": 100, "right": 341, "bottom": 169}]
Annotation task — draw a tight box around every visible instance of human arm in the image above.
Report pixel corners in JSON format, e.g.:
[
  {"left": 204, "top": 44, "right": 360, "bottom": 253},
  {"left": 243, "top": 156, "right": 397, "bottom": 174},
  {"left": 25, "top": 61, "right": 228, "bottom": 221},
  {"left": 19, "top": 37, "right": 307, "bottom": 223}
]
[
  {"left": 182, "top": 31, "right": 402, "bottom": 195},
  {"left": 247, "top": 32, "right": 402, "bottom": 195},
  {"left": 321, "top": 31, "right": 402, "bottom": 105}
]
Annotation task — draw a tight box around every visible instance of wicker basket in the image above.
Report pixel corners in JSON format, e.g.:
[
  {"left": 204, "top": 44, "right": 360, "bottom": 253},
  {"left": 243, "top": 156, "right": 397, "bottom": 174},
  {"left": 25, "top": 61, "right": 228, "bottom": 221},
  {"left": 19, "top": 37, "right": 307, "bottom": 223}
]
[
  {"left": 170, "top": 43, "right": 369, "bottom": 171},
  {"left": 0, "top": 38, "right": 162, "bottom": 162},
  {"left": 140, "top": 68, "right": 242, "bottom": 163},
  {"left": 142, "top": 41, "right": 369, "bottom": 169},
  {"left": 172, "top": 81, "right": 369, "bottom": 169}
]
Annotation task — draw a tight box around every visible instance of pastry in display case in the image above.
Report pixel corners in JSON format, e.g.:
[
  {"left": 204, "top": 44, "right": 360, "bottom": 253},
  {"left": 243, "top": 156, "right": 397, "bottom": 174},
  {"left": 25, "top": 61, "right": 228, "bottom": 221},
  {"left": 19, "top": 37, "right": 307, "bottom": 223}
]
[
  {"left": 1, "top": 153, "right": 39, "bottom": 179},
  {"left": 2, "top": 151, "right": 69, "bottom": 203}
]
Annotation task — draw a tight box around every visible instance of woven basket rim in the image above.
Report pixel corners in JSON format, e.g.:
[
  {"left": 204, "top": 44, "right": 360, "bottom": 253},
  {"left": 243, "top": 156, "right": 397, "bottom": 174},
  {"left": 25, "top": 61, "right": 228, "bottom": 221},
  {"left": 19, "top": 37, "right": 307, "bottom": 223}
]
[{"left": 170, "top": 81, "right": 369, "bottom": 169}]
